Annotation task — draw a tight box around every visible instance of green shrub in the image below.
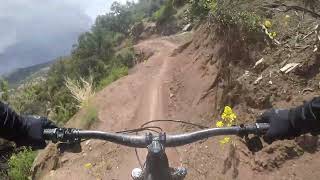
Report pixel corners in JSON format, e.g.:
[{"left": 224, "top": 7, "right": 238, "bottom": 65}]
[
  {"left": 238, "top": 11, "right": 261, "bottom": 32},
  {"left": 189, "top": 0, "right": 211, "bottom": 19},
  {"left": 9, "top": 82, "right": 48, "bottom": 115},
  {"left": 152, "top": 5, "right": 165, "bottom": 22},
  {"left": 113, "top": 32, "right": 126, "bottom": 45},
  {"left": 190, "top": 0, "right": 261, "bottom": 32},
  {"left": 152, "top": 0, "right": 177, "bottom": 24},
  {"left": 0, "top": 79, "right": 9, "bottom": 102},
  {"left": 8, "top": 148, "right": 36, "bottom": 180},
  {"left": 52, "top": 101, "right": 78, "bottom": 125},
  {"left": 173, "top": 0, "right": 188, "bottom": 7},
  {"left": 212, "top": 0, "right": 261, "bottom": 32},
  {"left": 116, "top": 45, "right": 135, "bottom": 68},
  {"left": 98, "top": 66, "right": 128, "bottom": 90},
  {"left": 80, "top": 104, "right": 98, "bottom": 129}
]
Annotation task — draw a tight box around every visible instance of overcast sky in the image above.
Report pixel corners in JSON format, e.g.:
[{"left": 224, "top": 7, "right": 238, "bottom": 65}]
[{"left": 0, "top": 0, "right": 131, "bottom": 74}]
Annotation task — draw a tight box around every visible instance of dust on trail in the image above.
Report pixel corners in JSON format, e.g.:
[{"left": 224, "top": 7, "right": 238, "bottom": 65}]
[{"left": 42, "top": 38, "right": 185, "bottom": 180}]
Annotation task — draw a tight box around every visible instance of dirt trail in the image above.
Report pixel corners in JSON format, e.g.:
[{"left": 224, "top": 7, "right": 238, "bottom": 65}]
[
  {"left": 40, "top": 38, "right": 185, "bottom": 180},
  {"left": 35, "top": 31, "right": 320, "bottom": 180}
]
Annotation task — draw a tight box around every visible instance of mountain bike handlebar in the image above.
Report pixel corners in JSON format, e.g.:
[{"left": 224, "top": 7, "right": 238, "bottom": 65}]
[{"left": 43, "top": 123, "right": 269, "bottom": 148}]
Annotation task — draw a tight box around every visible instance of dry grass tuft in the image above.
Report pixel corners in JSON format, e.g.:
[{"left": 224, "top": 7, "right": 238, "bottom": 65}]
[{"left": 65, "top": 76, "right": 95, "bottom": 108}]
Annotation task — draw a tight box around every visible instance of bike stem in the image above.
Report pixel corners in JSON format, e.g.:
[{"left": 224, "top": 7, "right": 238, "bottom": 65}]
[{"left": 144, "top": 132, "right": 172, "bottom": 180}]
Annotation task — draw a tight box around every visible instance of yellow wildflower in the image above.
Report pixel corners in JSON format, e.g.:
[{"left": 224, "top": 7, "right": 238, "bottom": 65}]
[
  {"left": 268, "top": 32, "right": 277, "bottom": 39},
  {"left": 215, "top": 106, "right": 237, "bottom": 145},
  {"left": 219, "top": 137, "right": 231, "bottom": 144},
  {"left": 264, "top": 20, "right": 272, "bottom": 28},
  {"left": 216, "top": 121, "right": 224, "bottom": 128},
  {"left": 84, "top": 163, "right": 93, "bottom": 169},
  {"left": 221, "top": 106, "right": 237, "bottom": 121}
]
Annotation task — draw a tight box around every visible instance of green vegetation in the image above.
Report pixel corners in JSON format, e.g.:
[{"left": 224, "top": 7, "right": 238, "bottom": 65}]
[
  {"left": 80, "top": 104, "right": 99, "bottom": 129},
  {"left": 173, "top": 0, "right": 188, "bottom": 7},
  {"left": 211, "top": 0, "right": 261, "bottom": 32},
  {"left": 8, "top": 148, "right": 36, "bottom": 180},
  {"left": 9, "top": 83, "right": 47, "bottom": 115},
  {"left": 189, "top": 0, "right": 261, "bottom": 32},
  {"left": 189, "top": 0, "right": 211, "bottom": 19},
  {"left": 98, "top": 66, "right": 128, "bottom": 90},
  {"left": 136, "top": 0, "right": 166, "bottom": 17},
  {"left": 3, "top": 61, "right": 53, "bottom": 88},
  {"left": 0, "top": 79, "right": 9, "bottom": 102},
  {"left": 152, "top": 0, "right": 177, "bottom": 24},
  {"left": 115, "top": 40, "right": 136, "bottom": 67}
]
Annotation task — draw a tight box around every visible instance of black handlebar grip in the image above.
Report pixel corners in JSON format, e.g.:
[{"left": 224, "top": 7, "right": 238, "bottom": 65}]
[
  {"left": 43, "top": 128, "right": 57, "bottom": 140},
  {"left": 43, "top": 128, "right": 82, "bottom": 143}
]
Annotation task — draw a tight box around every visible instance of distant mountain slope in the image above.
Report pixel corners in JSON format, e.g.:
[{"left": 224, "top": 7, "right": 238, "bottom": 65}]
[{"left": 2, "top": 60, "right": 55, "bottom": 88}]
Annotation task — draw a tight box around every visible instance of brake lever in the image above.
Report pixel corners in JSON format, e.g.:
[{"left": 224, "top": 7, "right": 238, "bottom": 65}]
[
  {"left": 238, "top": 123, "right": 268, "bottom": 152},
  {"left": 244, "top": 136, "right": 264, "bottom": 153}
]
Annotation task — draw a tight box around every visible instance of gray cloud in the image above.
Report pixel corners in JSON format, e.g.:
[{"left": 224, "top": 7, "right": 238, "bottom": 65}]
[{"left": 0, "top": 0, "right": 127, "bottom": 74}]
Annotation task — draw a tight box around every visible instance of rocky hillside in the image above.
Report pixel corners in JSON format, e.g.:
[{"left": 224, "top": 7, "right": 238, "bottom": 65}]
[
  {"left": 175, "top": 0, "right": 320, "bottom": 178},
  {"left": 2, "top": 60, "right": 54, "bottom": 88}
]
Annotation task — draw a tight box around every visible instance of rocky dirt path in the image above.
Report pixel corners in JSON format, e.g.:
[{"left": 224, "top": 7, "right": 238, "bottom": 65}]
[{"left": 40, "top": 38, "right": 185, "bottom": 180}]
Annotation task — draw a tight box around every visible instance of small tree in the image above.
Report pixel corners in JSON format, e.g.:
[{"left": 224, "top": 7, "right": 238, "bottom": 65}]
[{"left": 0, "top": 79, "right": 9, "bottom": 102}]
